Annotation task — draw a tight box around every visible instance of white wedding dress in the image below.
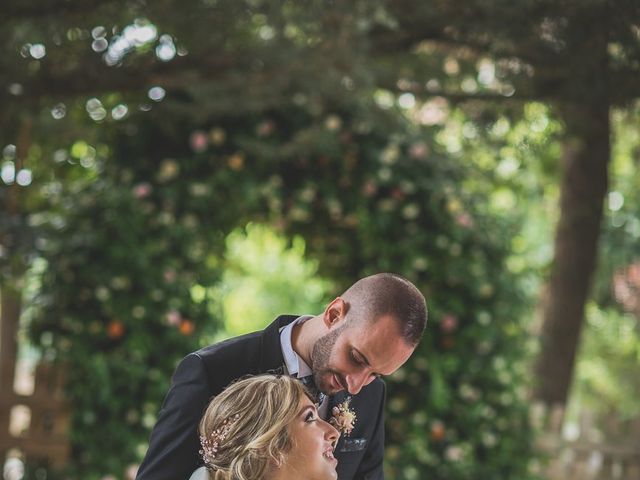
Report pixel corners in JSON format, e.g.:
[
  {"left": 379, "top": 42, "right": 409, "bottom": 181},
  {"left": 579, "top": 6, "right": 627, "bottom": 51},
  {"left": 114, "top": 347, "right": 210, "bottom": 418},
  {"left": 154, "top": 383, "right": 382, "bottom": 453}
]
[{"left": 188, "top": 466, "right": 210, "bottom": 480}]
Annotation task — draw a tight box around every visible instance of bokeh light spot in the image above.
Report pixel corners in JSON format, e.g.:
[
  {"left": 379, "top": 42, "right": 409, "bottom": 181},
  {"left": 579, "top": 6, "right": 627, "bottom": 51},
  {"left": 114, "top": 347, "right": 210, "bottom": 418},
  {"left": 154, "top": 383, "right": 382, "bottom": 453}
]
[
  {"left": 51, "top": 103, "right": 66, "bottom": 119},
  {"left": 3, "top": 456, "right": 24, "bottom": 480},
  {"left": 478, "top": 59, "right": 496, "bottom": 85},
  {"left": 86, "top": 98, "right": 107, "bottom": 121},
  {"left": 608, "top": 191, "right": 624, "bottom": 211},
  {"left": 29, "top": 44, "right": 46, "bottom": 59},
  {"left": 374, "top": 89, "right": 394, "bottom": 109},
  {"left": 1, "top": 162, "right": 15, "bottom": 184},
  {"left": 259, "top": 25, "right": 276, "bottom": 41},
  {"left": 461, "top": 77, "right": 478, "bottom": 93},
  {"left": 16, "top": 169, "right": 33, "bottom": 186},
  {"left": 112, "top": 104, "right": 129, "bottom": 120},
  {"left": 8, "top": 83, "right": 24, "bottom": 96},
  {"left": 92, "top": 38, "right": 109, "bottom": 52},
  {"left": 80, "top": 156, "right": 96, "bottom": 169},
  {"left": 398, "top": 93, "right": 416, "bottom": 109},
  {"left": 3, "top": 145, "right": 16, "bottom": 159},
  {"left": 124, "top": 22, "right": 157, "bottom": 45},
  {"left": 53, "top": 149, "right": 68, "bottom": 163},
  {"left": 156, "top": 35, "right": 176, "bottom": 61},
  {"left": 20, "top": 44, "right": 31, "bottom": 58},
  {"left": 426, "top": 79, "right": 440, "bottom": 92},
  {"left": 92, "top": 26, "right": 107, "bottom": 39},
  {"left": 148, "top": 86, "right": 166, "bottom": 101}
]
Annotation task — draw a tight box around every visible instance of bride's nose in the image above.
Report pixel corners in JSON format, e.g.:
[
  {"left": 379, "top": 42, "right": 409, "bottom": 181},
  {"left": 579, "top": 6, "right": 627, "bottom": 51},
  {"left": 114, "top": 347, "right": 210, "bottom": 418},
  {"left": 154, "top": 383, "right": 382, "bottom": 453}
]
[{"left": 323, "top": 420, "right": 340, "bottom": 443}]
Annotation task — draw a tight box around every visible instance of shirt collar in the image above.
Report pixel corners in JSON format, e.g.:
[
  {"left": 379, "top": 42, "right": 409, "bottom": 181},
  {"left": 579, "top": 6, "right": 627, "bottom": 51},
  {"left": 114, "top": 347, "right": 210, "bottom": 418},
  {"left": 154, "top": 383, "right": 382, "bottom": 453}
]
[{"left": 280, "top": 315, "right": 313, "bottom": 378}]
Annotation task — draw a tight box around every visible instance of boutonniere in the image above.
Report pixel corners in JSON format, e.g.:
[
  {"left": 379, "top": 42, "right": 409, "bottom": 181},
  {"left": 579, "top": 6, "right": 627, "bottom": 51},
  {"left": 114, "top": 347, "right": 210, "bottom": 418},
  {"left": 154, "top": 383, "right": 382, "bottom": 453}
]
[{"left": 329, "top": 396, "right": 357, "bottom": 436}]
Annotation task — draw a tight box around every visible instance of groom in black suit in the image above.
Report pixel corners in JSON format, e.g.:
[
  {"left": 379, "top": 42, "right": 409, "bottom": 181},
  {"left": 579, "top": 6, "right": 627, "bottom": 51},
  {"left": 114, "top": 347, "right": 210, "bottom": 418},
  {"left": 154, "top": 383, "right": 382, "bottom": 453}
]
[{"left": 136, "top": 273, "right": 427, "bottom": 480}]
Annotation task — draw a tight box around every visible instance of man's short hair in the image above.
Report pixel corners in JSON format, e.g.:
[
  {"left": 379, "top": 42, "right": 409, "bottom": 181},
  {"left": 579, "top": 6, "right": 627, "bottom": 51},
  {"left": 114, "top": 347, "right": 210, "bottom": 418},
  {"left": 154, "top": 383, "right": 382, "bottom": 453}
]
[{"left": 342, "top": 273, "right": 427, "bottom": 345}]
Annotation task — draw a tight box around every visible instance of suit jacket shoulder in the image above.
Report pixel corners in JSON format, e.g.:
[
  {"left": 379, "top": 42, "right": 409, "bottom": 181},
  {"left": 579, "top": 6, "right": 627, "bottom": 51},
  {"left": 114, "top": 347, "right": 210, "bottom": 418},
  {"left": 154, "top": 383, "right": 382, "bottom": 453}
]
[{"left": 193, "top": 330, "right": 263, "bottom": 395}]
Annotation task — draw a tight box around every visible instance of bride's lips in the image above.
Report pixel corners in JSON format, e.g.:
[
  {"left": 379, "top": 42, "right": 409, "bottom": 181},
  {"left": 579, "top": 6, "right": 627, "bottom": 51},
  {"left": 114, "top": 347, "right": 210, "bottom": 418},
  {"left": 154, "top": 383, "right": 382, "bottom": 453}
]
[{"left": 323, "top": 446, "right": 338, "bottom": 466}]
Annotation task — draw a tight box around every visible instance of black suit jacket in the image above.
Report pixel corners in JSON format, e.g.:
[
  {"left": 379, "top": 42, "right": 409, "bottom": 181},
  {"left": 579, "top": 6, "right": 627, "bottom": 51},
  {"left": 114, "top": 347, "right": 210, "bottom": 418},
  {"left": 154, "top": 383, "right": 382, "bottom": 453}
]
[{"left": 136, "top": 315, "right": 385, "bottom": 480}]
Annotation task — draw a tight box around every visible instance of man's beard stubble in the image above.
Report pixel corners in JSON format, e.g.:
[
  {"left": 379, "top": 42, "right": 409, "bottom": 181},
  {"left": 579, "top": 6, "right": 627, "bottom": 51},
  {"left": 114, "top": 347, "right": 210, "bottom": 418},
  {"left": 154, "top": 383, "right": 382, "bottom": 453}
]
[{"left": 310, "top": 324, "right": 345, "bottom": 394}]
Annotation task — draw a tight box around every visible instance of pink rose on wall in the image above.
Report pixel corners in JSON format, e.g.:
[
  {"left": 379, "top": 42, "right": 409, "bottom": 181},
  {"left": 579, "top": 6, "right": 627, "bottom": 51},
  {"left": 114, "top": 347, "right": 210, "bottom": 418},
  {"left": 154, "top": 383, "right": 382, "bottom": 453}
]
[
  {"left": 133, "top": 182, "right": 152, "bottom": 199},
  {"left": 189, "top": 130, "right": 208, "bottom": 153},
  {"left": 440, "top": 314, "right": 458, "bottom": 333}
]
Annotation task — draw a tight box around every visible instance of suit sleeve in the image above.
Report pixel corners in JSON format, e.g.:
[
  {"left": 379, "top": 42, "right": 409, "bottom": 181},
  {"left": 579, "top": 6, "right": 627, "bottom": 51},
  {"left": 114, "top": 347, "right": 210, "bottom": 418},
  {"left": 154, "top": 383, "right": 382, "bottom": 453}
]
[
  {"left": 354, "top": 381, "right": 386, "bottom": 480},
  {"left": 136, "top": 353, "right": 212, "bottom": 480}
]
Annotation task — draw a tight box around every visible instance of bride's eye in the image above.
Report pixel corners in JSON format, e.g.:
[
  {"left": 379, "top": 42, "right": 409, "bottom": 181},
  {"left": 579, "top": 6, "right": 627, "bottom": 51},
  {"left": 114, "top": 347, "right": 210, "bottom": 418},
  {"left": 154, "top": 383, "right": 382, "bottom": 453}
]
[{"left": 305, "top": 411, "right": 317, "bottom": 423}]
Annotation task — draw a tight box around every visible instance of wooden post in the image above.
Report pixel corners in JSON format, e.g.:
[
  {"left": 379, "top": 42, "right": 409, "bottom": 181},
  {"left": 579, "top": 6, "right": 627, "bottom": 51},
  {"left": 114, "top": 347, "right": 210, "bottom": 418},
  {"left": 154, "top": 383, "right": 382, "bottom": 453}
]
[{"left": 0, "top": 363, "right": 70, "bottom": 467}]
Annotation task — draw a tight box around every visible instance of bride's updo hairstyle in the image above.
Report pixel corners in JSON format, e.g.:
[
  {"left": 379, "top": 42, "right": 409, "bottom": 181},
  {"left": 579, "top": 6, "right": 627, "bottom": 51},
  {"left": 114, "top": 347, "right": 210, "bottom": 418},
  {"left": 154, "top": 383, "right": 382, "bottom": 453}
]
[{"left": 198, "top": 375, "right": 310, "bottom": 480}]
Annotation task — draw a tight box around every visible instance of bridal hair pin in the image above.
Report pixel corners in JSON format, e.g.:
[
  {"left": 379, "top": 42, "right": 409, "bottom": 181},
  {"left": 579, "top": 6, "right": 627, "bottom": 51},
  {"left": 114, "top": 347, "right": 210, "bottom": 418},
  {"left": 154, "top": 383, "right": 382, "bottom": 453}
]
[{"left": 200, "top": 413, "right": 241, "bottom": 465}]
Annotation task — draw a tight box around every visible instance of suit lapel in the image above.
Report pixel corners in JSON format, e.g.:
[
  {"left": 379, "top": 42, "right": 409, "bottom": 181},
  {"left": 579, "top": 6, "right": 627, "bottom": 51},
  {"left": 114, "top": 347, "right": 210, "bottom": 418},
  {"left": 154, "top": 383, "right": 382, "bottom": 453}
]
[
  {"left": 329, "top": 390, "right": 349, "bottom": 410},
  {"left": 258, "top": 314, "right": 298, "bottom": 374}
]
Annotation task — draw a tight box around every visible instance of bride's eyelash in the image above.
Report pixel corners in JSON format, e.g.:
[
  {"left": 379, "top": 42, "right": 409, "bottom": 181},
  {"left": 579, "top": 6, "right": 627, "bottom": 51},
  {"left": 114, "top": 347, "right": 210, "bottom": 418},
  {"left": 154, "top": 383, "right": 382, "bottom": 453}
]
[{"left": 305, "top": 411, "right": 316, "bottom": 422}]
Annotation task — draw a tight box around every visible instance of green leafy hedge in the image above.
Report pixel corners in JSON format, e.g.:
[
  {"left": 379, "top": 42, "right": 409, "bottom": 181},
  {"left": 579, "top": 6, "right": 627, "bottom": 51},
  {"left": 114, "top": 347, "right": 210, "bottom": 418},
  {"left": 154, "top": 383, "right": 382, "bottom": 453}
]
[{"left": 29, "top": 97, "right": 536, "bottom": 479}]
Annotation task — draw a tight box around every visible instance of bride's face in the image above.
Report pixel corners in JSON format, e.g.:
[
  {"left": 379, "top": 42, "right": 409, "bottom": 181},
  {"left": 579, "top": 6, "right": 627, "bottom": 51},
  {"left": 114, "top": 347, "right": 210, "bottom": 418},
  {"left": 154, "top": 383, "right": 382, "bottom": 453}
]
[{"left": 281, "top": 396, "right": 340, "bottom": 480}]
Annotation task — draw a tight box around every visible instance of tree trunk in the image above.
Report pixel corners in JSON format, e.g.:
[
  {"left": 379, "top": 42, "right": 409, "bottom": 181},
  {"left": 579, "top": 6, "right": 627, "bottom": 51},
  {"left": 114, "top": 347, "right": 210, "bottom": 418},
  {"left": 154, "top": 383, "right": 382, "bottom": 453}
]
[
  {"left": 0, "top": 119, "right": 29, "bottom": 435},
  {"left": 0, "top": 283, "right": 20, "bottom": 390},
  {"left": 0, "top": 190, "right": 22, "bottom": 439},
  {"left": 0, "top": 182, "right": 22, "bottom": 394},
  {"left": 533, "top": 100, "right": 610, "bottom": 406}
]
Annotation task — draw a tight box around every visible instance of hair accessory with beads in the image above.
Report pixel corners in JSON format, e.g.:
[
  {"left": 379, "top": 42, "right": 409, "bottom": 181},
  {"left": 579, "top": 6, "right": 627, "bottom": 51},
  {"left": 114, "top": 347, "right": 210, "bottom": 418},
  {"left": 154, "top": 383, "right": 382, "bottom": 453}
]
[{"left": 199, "top": 413, "right": 240, "bottom": 466}]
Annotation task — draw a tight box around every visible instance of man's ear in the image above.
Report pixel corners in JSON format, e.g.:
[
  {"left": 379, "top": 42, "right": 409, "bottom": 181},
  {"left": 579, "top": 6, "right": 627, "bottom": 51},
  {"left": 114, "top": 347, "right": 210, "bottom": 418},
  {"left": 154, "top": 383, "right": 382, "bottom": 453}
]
[{"left": 323, "top": 297, "right": 348, "bottom": 328}]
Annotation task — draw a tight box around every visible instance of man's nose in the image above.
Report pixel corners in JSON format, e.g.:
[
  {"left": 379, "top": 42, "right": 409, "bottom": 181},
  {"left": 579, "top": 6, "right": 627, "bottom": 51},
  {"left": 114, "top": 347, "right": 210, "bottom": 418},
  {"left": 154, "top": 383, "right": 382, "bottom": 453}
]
[{"left": 346, "top": 371, "right": 369, "bottom": 395}]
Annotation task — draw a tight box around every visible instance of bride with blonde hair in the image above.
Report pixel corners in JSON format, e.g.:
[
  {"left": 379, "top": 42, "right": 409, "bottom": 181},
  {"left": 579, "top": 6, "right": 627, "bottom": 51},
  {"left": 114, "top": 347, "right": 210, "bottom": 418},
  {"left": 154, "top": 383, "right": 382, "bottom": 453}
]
[{"left": 189, "top": 374, "right": 340, "bottom": 480}]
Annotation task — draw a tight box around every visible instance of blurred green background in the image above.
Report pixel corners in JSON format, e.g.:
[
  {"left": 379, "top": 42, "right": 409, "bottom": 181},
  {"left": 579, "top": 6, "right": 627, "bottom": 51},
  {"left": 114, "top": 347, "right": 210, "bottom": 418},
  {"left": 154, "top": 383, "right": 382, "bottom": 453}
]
[{"left": 1, "top": 1, "right": 640, "bottom": 479}]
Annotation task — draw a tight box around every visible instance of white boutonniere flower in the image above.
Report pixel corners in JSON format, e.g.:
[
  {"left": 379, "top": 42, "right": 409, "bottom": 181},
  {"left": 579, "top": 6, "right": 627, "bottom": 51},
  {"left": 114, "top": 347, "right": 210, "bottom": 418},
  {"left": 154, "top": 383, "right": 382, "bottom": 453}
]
[{"left": 329, "top": 396, "right": 357, "bottom": 436}]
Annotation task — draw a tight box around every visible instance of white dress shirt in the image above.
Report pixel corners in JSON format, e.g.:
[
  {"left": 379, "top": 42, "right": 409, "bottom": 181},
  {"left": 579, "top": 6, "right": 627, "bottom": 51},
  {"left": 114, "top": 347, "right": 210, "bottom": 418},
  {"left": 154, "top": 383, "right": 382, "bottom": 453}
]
[{"left": 279, "top": 315, "right": 329, "bottom": 418}]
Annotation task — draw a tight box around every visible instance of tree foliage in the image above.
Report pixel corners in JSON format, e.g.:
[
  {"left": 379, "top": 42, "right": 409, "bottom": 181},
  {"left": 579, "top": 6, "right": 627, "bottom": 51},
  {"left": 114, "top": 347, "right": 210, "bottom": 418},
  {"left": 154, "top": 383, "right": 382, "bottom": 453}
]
[
  {"left": 22, "top": 85, "right": 536, "bottom": 478},
  {"left": 12, "top": 0, "right": 635, "bottom": 478}
]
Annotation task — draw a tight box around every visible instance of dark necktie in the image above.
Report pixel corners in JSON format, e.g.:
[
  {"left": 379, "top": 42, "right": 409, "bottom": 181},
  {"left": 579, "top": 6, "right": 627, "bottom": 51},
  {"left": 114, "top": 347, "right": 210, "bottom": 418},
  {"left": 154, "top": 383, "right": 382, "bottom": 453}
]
[{"left": 298, "top": 374, "right": 326, "bottom": 406}]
